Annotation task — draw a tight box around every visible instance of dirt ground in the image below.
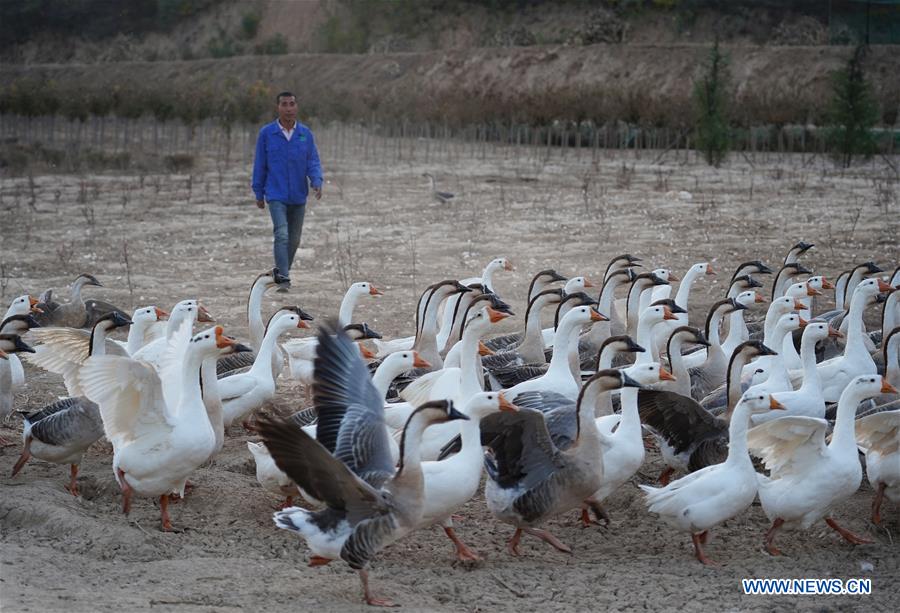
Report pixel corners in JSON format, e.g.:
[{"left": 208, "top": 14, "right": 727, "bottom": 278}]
[{"left": 1, "top": 138, "right": 898, "bottom": 612}]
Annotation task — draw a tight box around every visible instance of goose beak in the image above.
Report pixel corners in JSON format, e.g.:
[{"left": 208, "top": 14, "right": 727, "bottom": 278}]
[
  {"left": 590, "top": 308, "right": 608, "bottom": 322},
  {"left": 504, "top": 261, "right": 514, "bottom": 272},
  {"left": 828, "top": 327, "right": 843, "bottom": 339},
  {"left": 487, "top": 307, "right": 509, "bottom": 323},
  {"left": 369, "top": 285, "right": 384, "bottom": 296},
  {"left": 358, "top": 343, "right": 375, "bottom": 359},
  {"left": 582, "top": 277, "right": 596, "bottom": 288},
  {"left": 769, "top": 396, "right": 786, "bottom": 410},
  {"left": 215, "top": 326, "right": 235, "bottom": 348},
  {"left": 705, "top": 265, "right": 716, "bottom": 276},
  {"left": 197, "top": 305, "right": 215, "bottom": 323},
  {"left": 28, "top": 296, "right": 39, "bottom": 307},
  {"left": 659, "top": 367, "right": 676, "bottom": 382},
  {"left": 30, "top": 305, "right": 44, "bottom": 314},
  {"left": 0, "top": 349, "right": 7, "bottom": 360},
  {"left": 881, "top": 378, "right": 899, "bottom": 394},
  {"left": 798, "top": 317, "right": 809, "bottom": 328},
  {"left": 820, "top": 277, "right": 835, "bottom": 290},
  {"left": 662, "top": 306, "right": 678, "bottom": 321},
  {"left": 877, "top": 279, "right": 894, "bottom": 293},
  {"left": 754, "top": 293, "right": 767, "bottom": 304},
  {"left": 297, "top": 319, "right": 311, "bottom": 329},
  {"left": 155, "top": 307, "right": 169, "bottom": 320},
  {"left": 498, "top": 393, "right": 518, "bottom": 412},
  {"left": 668, "top": 272, "right": 681, "bottom": 282},
  {"left": 792, "top": 299, "right": 805, "bottom": 310},
  {"left": 412, "top": 352, "right": 431, "bottom": 368},
  {"left": 806, "top": 285, "right": 822, "bottom": 297},
  {"left": 478, "top": 341, "right": 494, "bottom": 357}
]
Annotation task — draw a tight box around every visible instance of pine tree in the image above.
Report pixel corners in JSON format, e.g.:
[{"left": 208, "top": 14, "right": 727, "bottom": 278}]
[
  {"left": 692, "top": 40, "right": 731, "bottom": 168},
  {"left": 826, "top": 45, "right": 879, "bottom": 168}
]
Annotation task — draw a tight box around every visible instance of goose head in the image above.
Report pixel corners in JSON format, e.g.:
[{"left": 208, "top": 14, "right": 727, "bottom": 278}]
[
  {"left": 533, "top": 269, "right": 567, "bottom": 284},
  {"left": 775, "top": 312, "right": 807, "bottom": 335},
  {"left": 277, "top": 305, "right": 315, "bottom": 323},
  {"left": 561, "top": 305, "right": 607, "bottom": 330},
  {"left": 735, "top": 290, "right": 766, "bottom": 309},
  {"left": 94, "top": 310, "right": 134, "bottom": 332},
  {"left": 268, "top": 310, "right": 311, "bottom": 335},
  {"left": 649, "top": 298, "right": 687, "bottom": 316},
  {"left": 488, "top": 257, "right": 514, "bottom": 273},
  {"left": 843, "top": 374, "right": 897, "bottom": 402},
  {"left": 131, "top": 305, "right": 169, "bottom": 326},
  {"left": 555, "top": 291, "right": 598, "bottom": 327},
  {"left": 729, "top": 274, "right": 763, "bottom": 295},
  {"left": 382, "top": 349, "right": 431, "bottom": 372},
  {"left": 599, "top": 335, "right": 646, "bottom": 359},
  {"left": 344, "top": 322, "right": 382, "bottom": 340},
  {"left": 802, "top": 320, "right": 842, "bottom": 344},
  {"left": 853, "top": 277, "right": 894, "bottom": 303},
  {"left": 254, "top": 268, "right": 280, "bottom": 291},
  {"left": 651, "top": 268, "right": 680, "bottom": 283},
  {"left": 246, "top": 441, "right": 270, "bottom": 460},
  {"left": 806, "top": 275, "right": 835, "bottom": 292},
  {"left": 604, "top": 253, "right": 642, "bottom": 279},
  {"left": 6, "top": 295, "right": 41, "bottom": 317},
  {"left": 190, "top": 326, "right": 238, "bottom": 356},
  {"left": 73, "top": 273, "right": 103, "bottom": 289},
  {"left": 732, "top": 340, "right": 778, "bottom": 365},
  {"left": 784, "top": 241, "right": 815, "bottom": 263},
  {"left": 767, "top": 295, "right": 805, "bottom": 320},
  {"left": 624, "top": 361, "right": 676, "bottom": 386},
  {"left": 670, "top": 325, "right": 710, "bottom": 348},
  {"left": 730, "top": 260, "right": 772, "bottom": 282},
  {"left": 350, "top": 281, "right": 383, "bottom": 297},
  {"left": 463, "top": 391, "right": 518, "bottom": 421},
  {"left": 690, "top": 261, "right": 717, "bottom": 277},
  {"left": 640, "top": 303, "right": 680, "bottom": 329},
  {"left": 0, "top": 334, "right": 36, "bottom": 357},
  {"left": 564, "top": 276, "right": 596, "bottom": 293},
  {"left": 785, "top": 281, "right": 821, "bottom": 299},
  {"left": 738, "top": 392, "right": 786, "bottom": 416}
]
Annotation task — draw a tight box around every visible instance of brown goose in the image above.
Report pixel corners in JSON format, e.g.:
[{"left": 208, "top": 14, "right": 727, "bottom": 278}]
[
  {"left": 771, "top": 263, "right": 813, "bottom": 302},
  {"left": 35, "top": 274, "right": 127, "bottom": 329},
  {"left": 783, "top": 241, "right": 814, "bottom": 265},
  {"left": 685, "top": 298, "right": 747, "bottom": 401},
  {"left": 482, "top": 288, "right": 564, "bottom": 369}
]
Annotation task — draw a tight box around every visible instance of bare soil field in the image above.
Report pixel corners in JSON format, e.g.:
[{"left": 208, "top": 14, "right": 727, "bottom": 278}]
[{"left": 1, "top": 137, "right": 898, "bottom": 612}]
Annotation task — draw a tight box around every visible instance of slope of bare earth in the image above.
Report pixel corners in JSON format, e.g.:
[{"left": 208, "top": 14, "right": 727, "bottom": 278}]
[{"left": 1, "top": 136, "right": 898, "bottom": 611}]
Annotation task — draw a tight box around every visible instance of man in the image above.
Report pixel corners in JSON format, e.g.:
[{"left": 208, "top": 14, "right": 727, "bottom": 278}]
[{"left": 252, "top": 91, "right": 323, "bottom": 291}]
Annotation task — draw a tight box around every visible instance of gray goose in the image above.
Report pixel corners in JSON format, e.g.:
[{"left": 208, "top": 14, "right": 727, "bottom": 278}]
[
  {"left": 771, "top": 263, "right": 813, "bottom": 302},
  {"left": 625, "top": 272, "right": 669, "bottom": 338},
  {"left": 35, "top": 274, "right": 127, "bottom": 329},
  {"left": 783, "top": 241, "right": 815, "bottom": 265},
  {"left": 726, "top": 261, "right": 772, "bottom": 298},
  {"left": 481, "top": 369, "right": 640, "bottom": 555},
  {"left": 482, "top": 288, "right": 564, "bottom": 368},
  {"left": 485, "top": 269, "right": 568, "bottom": 352},
  {"left": 638, "top": 340, "right": 777, "bottom": 483},
  {"left": 687, "top": 298, "right": 747, "bottom": 401},
  {"left": 258, "top": 323, "right": 466, "bottom": 607}
]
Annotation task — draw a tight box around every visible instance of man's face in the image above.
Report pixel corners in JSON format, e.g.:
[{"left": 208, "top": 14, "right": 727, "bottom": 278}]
[{"left": 277, "top": 96, "right": 297, "bottom": 124}]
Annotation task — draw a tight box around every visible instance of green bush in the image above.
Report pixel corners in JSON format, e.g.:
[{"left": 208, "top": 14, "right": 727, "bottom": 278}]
[
  {"left": 826, "top": 45, "right": 879, "bottom": 168},
  {"left": 208, "top": 32, "right": 242, "bottom": 58},
  {"left": 241, "top": 12, "right": 261, "bottom": 39},
  {"left": 692, "top": 40, "right": 731, "bottom": 168}
]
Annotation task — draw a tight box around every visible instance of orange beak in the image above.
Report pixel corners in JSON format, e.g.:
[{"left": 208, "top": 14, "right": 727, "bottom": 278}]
[
  {"left": 798, "top": 317, "right": 809, "bottom": 328},
  {"left": 358, "top": 343, "right": 375, "bottom": 359},
  {"left": 30, "top": 305, "right": 44, "bottom": 314},
  {"left": 498, "top": 392, "right": 518, "bottom": 412},
  {"left": 590, "top": 308, "right": 608, "bottom": 322},
  {"left": 503, "top": 261, "right": 514, "bottom": 272},
  {"left": 0, "top": 349, "right": 8, "bottom": 360},
  {"left": 668, "top": 272, "right": 681, "bottom": 282},
  {"left": 769, "top": 396, "right": 786, "bottom": 410},
  {"left": 820, "top": 277, "right": 835, "bottom": 290},
  {"left": 478, "top": 341, "right": 494, "bottom": 357},
  {"left": 369, "top": 285, "right": 383, "bottom": 296},
  {"left": 792, "top": 299, "right": 805, "bottom": 310},
  {"left": 29, "top": 296, "right": 39, "bottom": 307},
  {"left": 487, "top": 307, "right": 509, "bottom": 323},
  {"left": 754, "top": 293, "right": 767, "bottom": 304},
  {"left": 412, "top": 351, "right": 431, "bottom": 369},
  {"left": 197, "top": 304, "right": 215, "bottom": 323},
  {"left": 877, "top": 278, "right": 894, "bottom": 293},
  {"left": 705, "top": 264, "right": 716, "bottom": 276},
  {"left": 297, "top": 319, "right": 310, "bottom": 329},
  {"left": 881, "top": 378, "right": 899, "bottom": 394},
  {"left": 659, "top": 367, "right": 676, "bottom": 382},
  {"left": 582, "top": 277, "right": 596, "bottom": 289},
  {"left": 806, "top": 285, "right": 822, "bottom": 297},
  {"left": 662, "top": 306, "right": 678, "bottom": 321},
  {"left": 155, "top": 307, "right": 169, "bottom": 320},
  {"left": 215, "top": 326, "right": 235, "bottom": 348},
  {"left": 828, "top": 326, "right": 843, "bottom": 339}
]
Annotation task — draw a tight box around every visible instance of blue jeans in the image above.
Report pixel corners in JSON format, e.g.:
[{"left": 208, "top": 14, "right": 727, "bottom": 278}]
[{"left": 267, "top": 200, "right": 306, "bottom": 278}]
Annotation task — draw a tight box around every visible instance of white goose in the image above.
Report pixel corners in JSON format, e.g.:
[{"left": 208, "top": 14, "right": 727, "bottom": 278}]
[
  {"left": 746, "top": 313, "right": 806, "bottom": 396},
  {"left": 79, "top": 326, "right": 237, "bottom": 530},
  {"left": 641, "top": 392, "right": 783, "bottom": 565},
  {"left": 749, "top": 374, "right": 892, "bottom": 555},
  {"left": 856, "top": 407, "right": 900, "bottom": 525},
  {"left": 437, "top": 258, "right": 513, "bottom": 353},
  {"left": 248, "top": 441, "right": 298, "bottom": 509}
]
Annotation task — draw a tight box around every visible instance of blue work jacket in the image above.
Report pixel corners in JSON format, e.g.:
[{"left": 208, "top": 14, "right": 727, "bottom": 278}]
[{"left": 251, "top": 120, "right": 323, "bottom": 205}]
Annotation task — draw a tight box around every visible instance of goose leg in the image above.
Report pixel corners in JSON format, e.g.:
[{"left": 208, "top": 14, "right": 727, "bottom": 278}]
[
  {"left": 658, "top": 466, "right": 675, "bottom": 486},
  {"left": 442, "top": 526, "right": 481, "bottom": 562},
  {"left": 242, "top": 418, "right": 257, "bottom": 433},
  {"left": 507, "top": 528, "right": 524, "bottom": 556},
  {"left": 280, "top": 495, "right": 294, "bottom": 510},
  {"left": 691, "top": 532, "right": 717, "bottom": 566},
  {"left": 160, "top": 495, "right": 173, "bottom": 531},
  {"left": 64, "top": 464, "right": 80, "bottom": 496},
  {"left": 10, "top": 435, "right": 32, "bottom": 477},
  {"left": 117, "top": 469, "right": 132, "bottom": 515},
  {"left": 872, "top": 483, "right": 886, "bottom": 525},
  {"left": 579, "top": 498, "right": 610, "bottom": 528},
  {"left": 358, "top": 569, "right": 398, "bottom": 607},
  {"left": 522, "top": 527, "right": 572, "bottom": 554},
  {"left": 824, "top": 517, "right": 873, "bottom": 545},
  {"left": 764, "top": 518, "right": 784, "bottom": 556}
]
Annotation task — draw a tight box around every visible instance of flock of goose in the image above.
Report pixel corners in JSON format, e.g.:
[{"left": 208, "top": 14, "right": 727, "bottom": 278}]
[{"left": 0, "top": 244, "right": 898, "bottom": 607}]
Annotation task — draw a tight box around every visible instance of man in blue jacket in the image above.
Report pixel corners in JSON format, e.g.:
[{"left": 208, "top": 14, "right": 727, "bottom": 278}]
[{"left": 252, "top": 91, "right": 323, "bottom": 291}]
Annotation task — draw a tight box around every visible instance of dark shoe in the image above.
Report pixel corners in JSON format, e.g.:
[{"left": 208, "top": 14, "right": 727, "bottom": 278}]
[
  {"left": 273, "top": 271, "right": 291, "bottom": 285},
  {"left": 276, "top": 283, "right": 290, "bottom": 294}
]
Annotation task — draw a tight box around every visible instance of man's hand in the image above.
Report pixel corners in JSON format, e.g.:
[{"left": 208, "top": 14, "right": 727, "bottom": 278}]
[
  {"left": 313, "top": 186, "right": 322, "bottom": 200},
  {"left": 256, "top": 200, "right": 265, "bottom": 209}
]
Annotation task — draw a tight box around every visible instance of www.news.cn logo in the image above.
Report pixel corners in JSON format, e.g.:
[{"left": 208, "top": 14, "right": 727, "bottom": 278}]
[{"left": 742, "top": 578, "right": 872, "bottom": 595}]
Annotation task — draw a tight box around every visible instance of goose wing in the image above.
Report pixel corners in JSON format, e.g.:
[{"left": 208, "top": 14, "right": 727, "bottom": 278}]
[
  {"left": 855, "top": 410, "right": 899, "bottom": 455},
  {"left": 637, "top": 389, "right": 726, "bottom": 456},
  {"left": 746, "top": 416, "right": 828, "bottom": 476},
  {"left": 481, "top": 408, "right": 562, "bottom": 491}
]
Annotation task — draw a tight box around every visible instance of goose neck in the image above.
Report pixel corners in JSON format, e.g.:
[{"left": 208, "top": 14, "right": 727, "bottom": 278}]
[
  {"left": 725, "top": 402, "right": 752, "bottom": 465},
  {"left": 200, "top": 356, "right": 225, "bottom": 452},
  {"left": 338, "top": 289, "right": 360, "bottom": 327},
  {"left": 250, "top": 321, "right": 284, "bottom": 379},
  {"left": 248, "top": 279, "right": 268, "bottom": 350},
  {"left": 798, "top": 331, "right": 821, "bottom": 391},
  {"left": 89, "top": 324, "right": 111, "bottom": 357}
]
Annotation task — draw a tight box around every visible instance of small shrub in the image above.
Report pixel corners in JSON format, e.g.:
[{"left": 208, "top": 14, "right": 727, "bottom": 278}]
[
  {"left": 208, "top": 32, "right": 241, "bottom": 58},
  {"left": 826, "top": 45, "right": 879, "bottom": 168},
  {"left": 258, "top": 33, "right": 288, "bottom": 55},
  {"left": 165, "top": 153, "right": 195, "bottom": 172},
  {"left": 241, "top": 12, "right": 261, "bottom": 39},
  {"left": 692, "top": 40, "right": 731, "bottom": 168}
]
